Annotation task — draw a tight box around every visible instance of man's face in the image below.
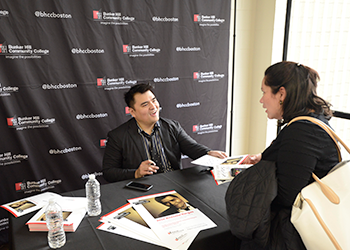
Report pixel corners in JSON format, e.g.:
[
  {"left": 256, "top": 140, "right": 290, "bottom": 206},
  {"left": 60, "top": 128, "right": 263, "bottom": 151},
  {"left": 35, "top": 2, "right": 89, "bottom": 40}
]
[
  {"left": 129, "top": 90, "right": 160, "bottom": 129},
  {"left": 161, "top": 196, "right": 186, "bottom": 209}
]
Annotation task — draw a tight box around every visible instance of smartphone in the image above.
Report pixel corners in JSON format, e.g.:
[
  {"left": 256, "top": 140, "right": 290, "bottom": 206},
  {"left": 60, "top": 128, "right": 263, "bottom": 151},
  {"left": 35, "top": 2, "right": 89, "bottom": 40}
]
[{"left": 125, "top": 181, "right": 153, "bottom": 191}]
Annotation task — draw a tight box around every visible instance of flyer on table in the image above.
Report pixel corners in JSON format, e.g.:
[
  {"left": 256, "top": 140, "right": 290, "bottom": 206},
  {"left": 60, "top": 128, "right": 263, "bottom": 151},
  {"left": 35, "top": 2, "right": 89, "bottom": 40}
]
[
  {"left": 100, "top": 203, "right": 164, "bottom": 246},
  {"left": 127, "top": 190, "right": 216, "bottom": 249}
]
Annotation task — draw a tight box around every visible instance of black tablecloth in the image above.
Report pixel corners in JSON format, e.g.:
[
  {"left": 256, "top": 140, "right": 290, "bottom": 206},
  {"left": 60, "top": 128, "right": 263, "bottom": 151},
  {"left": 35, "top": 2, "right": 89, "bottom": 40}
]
[{"left": 9, "top": 166, "right": 236, "bottom": 250}]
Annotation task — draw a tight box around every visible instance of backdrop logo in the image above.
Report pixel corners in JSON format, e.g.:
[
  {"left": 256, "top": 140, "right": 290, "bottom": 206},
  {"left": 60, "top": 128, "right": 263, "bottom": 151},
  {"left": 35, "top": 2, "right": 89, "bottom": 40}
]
[
  {"left": 42, "top": 83, "right": 77, "bottom": 90},
  {"left": 34, "top": 10, "right": 72, "bottom": 19},
  {"left": 76, "top": 113, "right": 108, "bottom": 120},
  {"left": 0, "top": 43, "right": 8, "bottom": 53},
  {"left": 71, "top": 47, "right": 104, "bottom": 54},
  {"left": 96, "top": 76, "right": 136, "bottom": 91},
  {"left": 93, "top": 10, "right": 102, "bottom": 20},
  {"left": 152, "top": 16, "right": 179, "bottom": 22},
  {"left": 192, "top": 123, "right": 223, "bottom": 135},
  {"left": 0, "top": 42, "right": 49, "bottom": 59},
  {"left": 15, "top": 182, "right": 26, "bottom": 191},
  {"left": 49, "top": 146, "right": 82, "bottom": 155},
  {"left": 176, "top": 46, "right": 201, "bottom": 52},
  {"left": 100, "top": 139, "right": 107, "bottom": 148},
  {"left": 123, "top": 44, "right": 160, "bottom": 58},
  {"left": 0, "top": 10, "right": 9, "bottom": 17},
  {"left": 154, "top": 76, "right": 179, "bottom": 83},
  {"left": 97, "top": 77, "right": 106, "bottom": 86},
  {"left": 81, "top": 172, "right": 103, "bottom": 180},
  {"left": 125, "top": 107, "right": 130, "bottom": 115},
  {"left": 194, "top": 14, "right": 201, "bottom": 22},
  {"left": 193, "top": 13, "right": 225, "bottom": 27},
  {"left": 193, "top": 71, "right": 225, "bottom": 83},
  {"left": 176, "top": 102, "right": 200, "bottom": 109},
  {"left": 7, "top": 115, "right": 55, "bottom": 130},
  {"left": 92, "top": 9, "right": 135, "bottom": 26},
  {"left": 14, "top": 178, "right": 62, "bottom": 194},
  {"left": 0, "top": 151, "right": 28, "bottom": 166},
  {"left": 123, "top": 45, "right": 130, "bottom": 53},
  {"left": 0, "top": 83, "right": 19, "bottom": 96}
]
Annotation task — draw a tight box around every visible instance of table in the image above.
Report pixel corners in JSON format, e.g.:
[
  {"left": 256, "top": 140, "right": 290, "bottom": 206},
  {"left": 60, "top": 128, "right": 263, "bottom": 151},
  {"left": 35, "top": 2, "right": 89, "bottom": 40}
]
[{"left": 9, "top": 166, "right": 237, "bottom": 250}]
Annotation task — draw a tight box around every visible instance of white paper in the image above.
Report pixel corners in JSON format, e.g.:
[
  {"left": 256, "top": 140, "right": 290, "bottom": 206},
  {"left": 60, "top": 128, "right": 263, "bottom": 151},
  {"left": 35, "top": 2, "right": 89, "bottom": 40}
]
[
  {"left": 99, "top": 202, "right": 200, "bottom": 250},
  {"left": 212, "top": 164, "right": 252, "bottom": 180},
  {"left": 1, "top": 192, "right": 61, "bottom": 217},
  {"left": 100, "top": 203, "right": 164, "bottom": 246},
  {"left": 128, "top": 190, "right": 216, "bottom": 250},
  {"left": 191, "top": 154, "right": 248, "bottom": 167}
]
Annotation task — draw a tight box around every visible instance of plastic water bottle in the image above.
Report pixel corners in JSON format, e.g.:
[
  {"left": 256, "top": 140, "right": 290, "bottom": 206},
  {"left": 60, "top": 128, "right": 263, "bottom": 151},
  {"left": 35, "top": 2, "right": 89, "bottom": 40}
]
[
  {"left": 45, "top": 199, "right": 66, "bottom": 249},
  {"left": 85, "top": 174, "right": 101, "bottom": 216}
]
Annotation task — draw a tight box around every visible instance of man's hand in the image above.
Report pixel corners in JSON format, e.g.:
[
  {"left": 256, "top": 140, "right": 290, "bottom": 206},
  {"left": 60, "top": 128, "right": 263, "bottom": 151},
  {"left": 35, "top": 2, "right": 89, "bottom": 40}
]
[
  {"left": 207, "top": 150, "right": 228, "bottom": 159},
  {"left": 135, "top": 160, "right": 159, "bottom": 178}
]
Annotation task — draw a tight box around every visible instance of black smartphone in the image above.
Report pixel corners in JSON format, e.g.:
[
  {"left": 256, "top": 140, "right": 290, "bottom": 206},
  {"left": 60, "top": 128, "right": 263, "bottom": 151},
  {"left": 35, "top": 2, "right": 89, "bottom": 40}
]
[{"left": 125, "top": 181, "right": 153, "bottom": 191}]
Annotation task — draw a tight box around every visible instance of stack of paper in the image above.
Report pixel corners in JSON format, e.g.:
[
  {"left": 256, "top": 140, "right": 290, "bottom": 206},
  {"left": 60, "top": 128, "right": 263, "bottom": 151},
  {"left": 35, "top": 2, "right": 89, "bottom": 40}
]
[
  {"left": 26, "top": 196, "right": 87, "bottom": 232},
  {"left": 1, "top": 192, "right": 87, "bottom": 232},
  {"left": 191, "top": 154, "right": 252, "bottom": 185},
  {"left": 98, "top": 190, "right": 217, "bottom": 250}
]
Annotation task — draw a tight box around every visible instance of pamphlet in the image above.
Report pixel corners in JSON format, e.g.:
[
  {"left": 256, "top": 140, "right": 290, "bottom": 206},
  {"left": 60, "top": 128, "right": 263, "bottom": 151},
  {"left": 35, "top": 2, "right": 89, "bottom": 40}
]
[
  {"left": 127, "top": 190, "right": 216, "bottom": 249},
  {"left": 26, "top": 196, "right": 87, "bottom": 232},
  {"left": 100, "top": 203, "right": 164, "bottom": 246},
  {"left": 1, "top": 192, "right": 61, "bottom": 217}
]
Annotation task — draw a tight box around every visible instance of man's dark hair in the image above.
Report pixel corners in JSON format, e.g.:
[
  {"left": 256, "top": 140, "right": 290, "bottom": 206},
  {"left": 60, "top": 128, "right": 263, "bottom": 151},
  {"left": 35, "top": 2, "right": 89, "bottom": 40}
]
[
  {"left": 154, "top": 194, "right": 179, "bottom": 207},
  {"left": 124, "top": 83, "right": 155, "bottom": 109}
]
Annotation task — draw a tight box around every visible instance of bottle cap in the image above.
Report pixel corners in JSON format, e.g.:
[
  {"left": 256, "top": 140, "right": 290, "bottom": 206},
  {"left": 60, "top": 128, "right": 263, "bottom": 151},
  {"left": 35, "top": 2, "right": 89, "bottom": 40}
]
[{"left": 89, "top": 174, "right": 96, "bottom": 180}]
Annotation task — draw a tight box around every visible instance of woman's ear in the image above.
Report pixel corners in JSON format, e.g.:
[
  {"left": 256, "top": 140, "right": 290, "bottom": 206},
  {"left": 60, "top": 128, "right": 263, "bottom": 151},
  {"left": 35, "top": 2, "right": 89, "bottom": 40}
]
[{"left": 279, "top": 86, "right": 286, "bottom": 102}]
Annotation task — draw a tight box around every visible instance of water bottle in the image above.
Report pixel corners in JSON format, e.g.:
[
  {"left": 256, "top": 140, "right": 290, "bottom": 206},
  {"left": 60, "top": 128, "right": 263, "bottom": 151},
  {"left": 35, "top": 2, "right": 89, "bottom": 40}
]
[
  {"left": 85, "top": 174, "right": 101, "bottom": 216},
  {"left": 45, "top": 199, "right": 66, "bottom": 249}
]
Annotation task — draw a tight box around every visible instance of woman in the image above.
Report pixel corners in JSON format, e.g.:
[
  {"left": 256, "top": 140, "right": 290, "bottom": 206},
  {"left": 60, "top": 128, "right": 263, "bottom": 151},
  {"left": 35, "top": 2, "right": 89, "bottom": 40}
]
[{"left": 240, "top": 61, "right": 339, "bottom": 249}]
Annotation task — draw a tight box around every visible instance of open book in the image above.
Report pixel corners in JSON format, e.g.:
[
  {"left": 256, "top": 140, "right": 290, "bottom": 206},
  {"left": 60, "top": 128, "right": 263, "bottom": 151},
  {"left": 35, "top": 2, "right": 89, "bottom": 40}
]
[{"left": 1, "top": 192, "right": 62, "bottom": 217}]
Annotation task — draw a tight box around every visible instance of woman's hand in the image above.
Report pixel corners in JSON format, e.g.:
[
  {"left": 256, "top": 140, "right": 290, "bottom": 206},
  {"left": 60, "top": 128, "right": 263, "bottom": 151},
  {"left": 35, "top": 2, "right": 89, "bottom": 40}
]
[{"left": 242, "top": 153, "right": 262, "bottom": 165}]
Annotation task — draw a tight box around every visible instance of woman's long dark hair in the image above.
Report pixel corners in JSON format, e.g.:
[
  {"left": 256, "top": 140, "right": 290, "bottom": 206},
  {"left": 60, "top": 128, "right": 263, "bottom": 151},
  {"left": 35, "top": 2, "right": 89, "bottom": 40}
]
[{"left": 264, "top": 61, "right": 332, "bottom": 124}]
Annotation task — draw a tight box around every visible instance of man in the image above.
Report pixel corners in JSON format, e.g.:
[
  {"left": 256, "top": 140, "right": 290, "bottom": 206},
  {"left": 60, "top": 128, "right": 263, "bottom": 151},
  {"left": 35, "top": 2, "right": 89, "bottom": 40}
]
[
  {"left": 102, "top": 83, "right": 227, "bottom": 182},
  {"left": 154, "top": 194, "right": 195, "bottom": 217}
]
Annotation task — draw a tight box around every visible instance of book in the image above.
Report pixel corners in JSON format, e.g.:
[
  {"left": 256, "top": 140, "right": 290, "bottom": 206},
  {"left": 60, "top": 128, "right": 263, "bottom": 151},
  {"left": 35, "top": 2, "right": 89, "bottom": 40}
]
[
  {"left": 191, "top": 154, "right": 252, "bottom": 185},
  {"left": 1, "top": 192, "right": 62, "bottom": 217},
  {"left": 26, "top": 196, "right": 87, "bottom": 232}
]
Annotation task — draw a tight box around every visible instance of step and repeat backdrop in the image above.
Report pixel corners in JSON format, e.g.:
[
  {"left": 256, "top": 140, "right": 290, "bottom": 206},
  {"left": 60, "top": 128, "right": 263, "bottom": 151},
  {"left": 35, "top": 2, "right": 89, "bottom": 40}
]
[{"left": 0, "top": 0, "right": 231, "bottom": 242}]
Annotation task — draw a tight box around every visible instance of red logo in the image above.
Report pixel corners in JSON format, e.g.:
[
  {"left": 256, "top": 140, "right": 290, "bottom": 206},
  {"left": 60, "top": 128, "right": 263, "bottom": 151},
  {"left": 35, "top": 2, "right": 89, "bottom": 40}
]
[
  {"left": 193, "top": 72, "right": 199, "bottom": 79},
  {"left": 15, "top": 182, "right": 25, "bottom": 191},
  {"left": 100, "top": 139, "right": 107, "bottom": 148},
  {"left": 194, "top": 14, "right": 199, "bottom": 22},
  {"left": 0, "top": 44, "right": 2, "bottom": 53},
  {"left": 97, "top": 78, "right": 104, "bottom": 86},
  {"left": 93, "top": 10, "right": 100, "bottom": 19},
  {"left": 193, "top": 125, "right": 199, "bottom": 132},
  {"left": 123, "top": 45, "right": 129, "bottom": 53},
  {"left": 7, "top": 117, "right": 14, "bottom": 126},
  {"left": 125, "top": 107, "right": 130, "bottom": 115}
]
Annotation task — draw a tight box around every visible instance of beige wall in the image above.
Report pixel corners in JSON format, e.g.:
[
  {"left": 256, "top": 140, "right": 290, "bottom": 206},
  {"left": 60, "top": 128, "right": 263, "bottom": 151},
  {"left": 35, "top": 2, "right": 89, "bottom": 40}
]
[{"left": 228, "top": 0, "right": 285, "bottom": 156}]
